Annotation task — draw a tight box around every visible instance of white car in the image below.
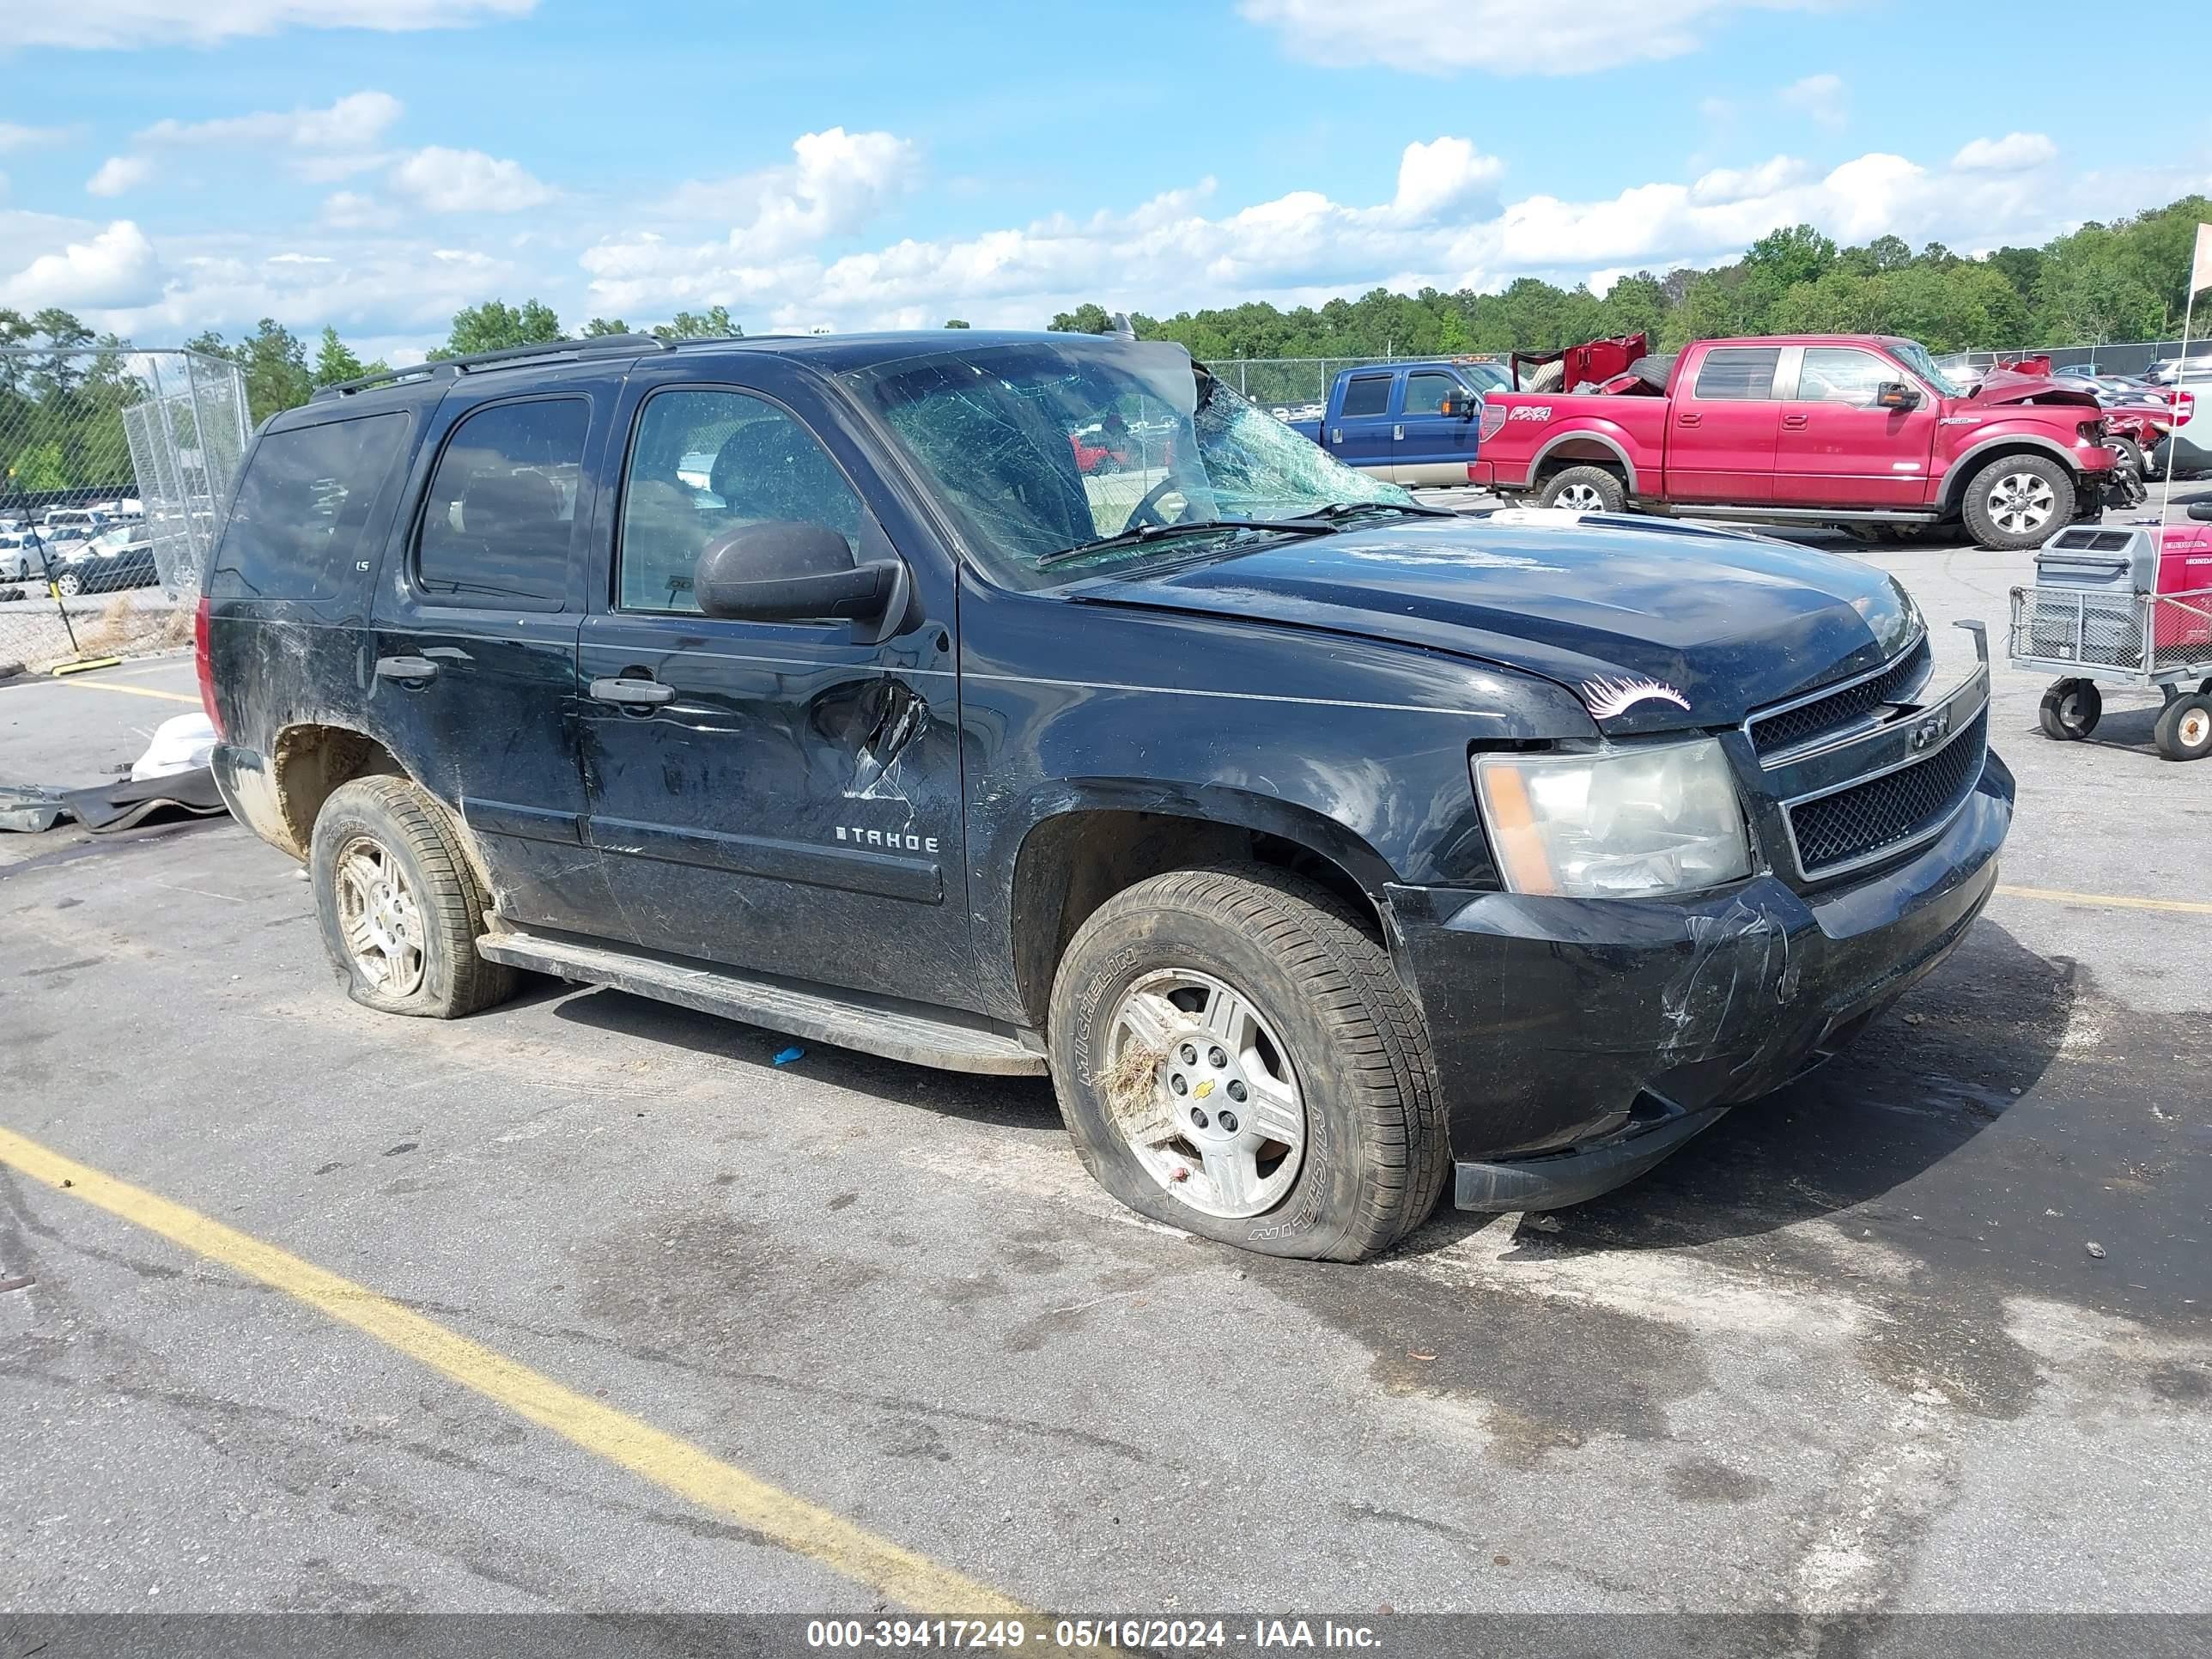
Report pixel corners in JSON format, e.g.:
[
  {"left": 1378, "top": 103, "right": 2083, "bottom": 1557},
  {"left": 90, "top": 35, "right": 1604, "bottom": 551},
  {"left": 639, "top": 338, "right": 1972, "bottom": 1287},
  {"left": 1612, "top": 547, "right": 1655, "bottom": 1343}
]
[
  {"left": 0, "top": 532, "right": 55, "bottom": 584},
  {"left": 40, "top": 507, "right": 108, "bottom": 536}
]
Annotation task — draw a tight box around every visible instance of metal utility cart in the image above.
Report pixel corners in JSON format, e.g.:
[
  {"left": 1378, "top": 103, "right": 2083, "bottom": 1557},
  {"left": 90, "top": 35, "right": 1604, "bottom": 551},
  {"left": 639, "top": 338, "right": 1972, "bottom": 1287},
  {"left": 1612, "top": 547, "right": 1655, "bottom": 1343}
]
[{"left": 2008, "top": 507, "right": 2212, "bottom": 762}]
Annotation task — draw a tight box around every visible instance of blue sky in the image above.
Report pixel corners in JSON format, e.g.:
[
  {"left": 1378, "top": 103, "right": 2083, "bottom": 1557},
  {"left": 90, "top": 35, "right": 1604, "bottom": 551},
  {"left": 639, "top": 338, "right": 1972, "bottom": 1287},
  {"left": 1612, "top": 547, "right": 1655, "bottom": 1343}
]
[{"left": 2, "top": 0, "right": 2206, "bottom": 361}]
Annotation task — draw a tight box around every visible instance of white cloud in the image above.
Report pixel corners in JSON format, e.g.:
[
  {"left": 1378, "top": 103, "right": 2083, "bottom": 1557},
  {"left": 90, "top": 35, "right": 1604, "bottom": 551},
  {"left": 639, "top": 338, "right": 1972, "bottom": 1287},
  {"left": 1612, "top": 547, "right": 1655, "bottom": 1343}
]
[
  {"left": 1690, "top": 155, "right": 1808, "bottom": 204},
  {"left": 319, "top": 190, "right": 398, "bottom": 230},
  {"left": 1392, "top": 137, "right": 1504, "bottom": 222},
  {"left": 1242, "top": 0, "right": 1848, "bottom": 75},
  {"left": 0, "top": 122, "right": 72, "bottom": 153},
  {"left": 1953, "top": 132, "right": 2058, "bottom": 173},
  {"left": 1, "top": 220, "right": 162, "bottom": 309},
  {"left": 1779, "top": 72, "right": 1847, "bottom": 128},
  {"left": 388, "top": 147, "right": 554, "bottom": 213},
  {"left": 9, "top": 0, "right": 533, "bottom": 49},
  {"left": 137, "top": 90, "right": 404, "bottom": 152},
  {"left": 87, "top": 155, "right": 150, "bottom": 197},
  {"left": 656, "top": 128, "right": 920, "bottom": 258}
]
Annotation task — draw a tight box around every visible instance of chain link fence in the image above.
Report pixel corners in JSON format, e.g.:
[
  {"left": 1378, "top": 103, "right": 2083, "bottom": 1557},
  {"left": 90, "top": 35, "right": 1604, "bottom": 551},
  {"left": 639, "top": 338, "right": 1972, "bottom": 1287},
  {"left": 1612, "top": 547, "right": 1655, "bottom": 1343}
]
[
  {"left": 1929, "top": 338, "right": 2212, "bottom": 380},
  {"left": 1, "top": 347, "right": 249, "bottom": 676}
]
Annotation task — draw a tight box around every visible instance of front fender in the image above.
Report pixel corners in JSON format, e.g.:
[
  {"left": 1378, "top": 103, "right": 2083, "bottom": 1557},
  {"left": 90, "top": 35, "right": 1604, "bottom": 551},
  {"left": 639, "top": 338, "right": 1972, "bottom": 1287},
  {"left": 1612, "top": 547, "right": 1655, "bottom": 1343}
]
[{"left": 1937, "top": 425, "right": 2110, "bottom": 507}]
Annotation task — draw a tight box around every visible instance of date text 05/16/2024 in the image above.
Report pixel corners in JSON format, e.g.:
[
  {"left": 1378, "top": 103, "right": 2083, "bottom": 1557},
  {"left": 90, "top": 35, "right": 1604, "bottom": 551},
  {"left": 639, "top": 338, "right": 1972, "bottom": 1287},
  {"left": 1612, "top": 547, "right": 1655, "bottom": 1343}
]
[{"left": 804, "top": 1620, "right": 1381, "bottom": 1650}]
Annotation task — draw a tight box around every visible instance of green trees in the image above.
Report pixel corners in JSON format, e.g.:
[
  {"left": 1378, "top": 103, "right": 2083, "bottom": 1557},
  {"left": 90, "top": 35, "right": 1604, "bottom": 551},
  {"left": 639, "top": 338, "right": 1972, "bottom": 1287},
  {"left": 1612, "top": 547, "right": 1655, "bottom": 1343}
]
[
  {"left": 1049, "top": 191, "right": 2212, "bottom": 362},
  {"left": 652, "top": 306, "right": 739, "bottom": 340},
  {"left": 432, "top": 298, "right": 564, "bottom": 359}
]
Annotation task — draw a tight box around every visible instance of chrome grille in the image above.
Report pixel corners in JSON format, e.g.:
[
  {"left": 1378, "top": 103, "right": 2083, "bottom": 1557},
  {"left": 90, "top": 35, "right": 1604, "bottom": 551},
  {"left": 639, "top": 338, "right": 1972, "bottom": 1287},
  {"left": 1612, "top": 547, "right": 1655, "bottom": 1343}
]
[
  {"left": 1786, "top": 712, "right": 1988, "bottom": 879},
  {"left": 1749, "top": 635, "right": 1932, "bottom": 759}
]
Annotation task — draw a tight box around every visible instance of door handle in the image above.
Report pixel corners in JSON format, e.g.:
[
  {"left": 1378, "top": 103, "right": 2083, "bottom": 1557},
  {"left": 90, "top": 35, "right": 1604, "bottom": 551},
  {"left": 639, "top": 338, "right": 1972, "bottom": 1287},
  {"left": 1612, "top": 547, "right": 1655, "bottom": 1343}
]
[
  {"left": 1782, "top": 413, "right": 1809, "bottom": 429},
  {"left": 374, "top": 655, "right": 439, "bottom": 684},
  {"left": 1394, "top": 423, "right": 1405, "bottom": 441},
  {"left": 589, "top": 676, "right": 675, "bottom": 707},
  {"left": 1676, "top": 413, "right": 1703, "bottom": 428}
]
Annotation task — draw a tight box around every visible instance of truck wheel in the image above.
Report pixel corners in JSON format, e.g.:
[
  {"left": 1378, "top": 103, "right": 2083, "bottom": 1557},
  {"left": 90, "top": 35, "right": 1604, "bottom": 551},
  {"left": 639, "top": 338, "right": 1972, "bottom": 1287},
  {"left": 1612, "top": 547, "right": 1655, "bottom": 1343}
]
[
  {"left": 2154, "top": 694, "right": 2212, "bottom": 762},
  {"left": 1539, "top": 465, "right": 1626, "bottom": 514},
  {"left": 1049, "top": 865, "right": 1447, "bottom": 1262},
  {"left": 1961, "top": 453, "right": 2075, "bottom": 550},
  {"left": 309, "top": 775, "right": 518, "bottom": 1018},
  {"left": 2038, "top": 678, "right": 2101, "bottom": 740}
]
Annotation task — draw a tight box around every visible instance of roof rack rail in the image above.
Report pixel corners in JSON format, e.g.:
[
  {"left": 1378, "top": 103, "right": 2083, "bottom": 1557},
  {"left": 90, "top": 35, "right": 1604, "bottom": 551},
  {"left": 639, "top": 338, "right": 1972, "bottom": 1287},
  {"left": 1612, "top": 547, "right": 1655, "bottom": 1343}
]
[{"left": 313, "top": 331, "right": 677, "bottom": 401}]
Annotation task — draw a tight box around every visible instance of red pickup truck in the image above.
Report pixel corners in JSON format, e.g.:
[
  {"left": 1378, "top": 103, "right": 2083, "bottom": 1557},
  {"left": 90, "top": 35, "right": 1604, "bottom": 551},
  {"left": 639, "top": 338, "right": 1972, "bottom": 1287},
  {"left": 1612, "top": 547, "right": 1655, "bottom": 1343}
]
[{"left": 1470, "top": 335, "right": 2133, "bottom": 551}]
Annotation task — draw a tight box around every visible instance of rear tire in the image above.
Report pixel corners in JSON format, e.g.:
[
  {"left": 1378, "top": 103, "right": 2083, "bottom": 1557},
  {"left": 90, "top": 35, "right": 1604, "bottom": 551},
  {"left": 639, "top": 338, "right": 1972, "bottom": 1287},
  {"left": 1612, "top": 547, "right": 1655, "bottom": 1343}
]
[
  {"left": 1048, "top": 865, "right": 1447, "bottom": 1262},
  {"left": 1961, "top": 453, "right": 2075, "bottom": 551},
  {"left": 309, "top": 775, "right": 518, "bottom": 1018},
  {"left": 1539, "top": 465, "right": 1627, "bottom": 514},
  {"left": 2038, "top": 678, "right": 2101, "bottom": 741},
  {"left": 2154, "top": 694, "right": 2212, "bottom": 762}
]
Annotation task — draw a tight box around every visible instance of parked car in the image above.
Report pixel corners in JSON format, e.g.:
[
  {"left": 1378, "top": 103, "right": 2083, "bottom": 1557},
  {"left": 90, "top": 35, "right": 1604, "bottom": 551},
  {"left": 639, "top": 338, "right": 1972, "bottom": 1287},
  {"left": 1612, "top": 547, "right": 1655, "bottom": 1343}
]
[
  {"left": 0, "top": 531, "right": 56, "bottom": 584},
  {"left": 2150, "top": 381, "right": 2209, "bottom": 480},
  {"left": 2146, "top": 357, "right": 2212, "bottom": 386},
  {"left": 54, "top": 522, "right": 161, "bottom": 595},
  {"left": 1472, "top": 333, "right": 2130, "bottom": 550},
  {"left": 1285, "top": 358, "right": 1506, "bottom": 485},
  {"left": 39, "top": 507, "right": 109, "bottom": 537},
  {"left": 202, "top": 329, "right": 2011, "bottom": 1260}
]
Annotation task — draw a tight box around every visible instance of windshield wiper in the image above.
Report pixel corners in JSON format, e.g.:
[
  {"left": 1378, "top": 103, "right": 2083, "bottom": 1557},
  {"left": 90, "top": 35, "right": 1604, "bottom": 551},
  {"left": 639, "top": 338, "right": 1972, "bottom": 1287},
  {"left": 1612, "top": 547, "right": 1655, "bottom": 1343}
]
[
  {"left": 1035, "top": 517, "right": 1334, "bottom": 569},
  {"left": 1292, "top": 500, "right": 1457, "bottom": 522}
]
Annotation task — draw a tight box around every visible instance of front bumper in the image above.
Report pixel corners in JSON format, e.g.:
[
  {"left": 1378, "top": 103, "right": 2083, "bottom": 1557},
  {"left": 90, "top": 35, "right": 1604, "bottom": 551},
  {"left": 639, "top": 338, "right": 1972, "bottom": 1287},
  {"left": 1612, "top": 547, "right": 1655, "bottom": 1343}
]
[{"left": 1385, "top": 748, "right": 2013, "bottom": 1210}]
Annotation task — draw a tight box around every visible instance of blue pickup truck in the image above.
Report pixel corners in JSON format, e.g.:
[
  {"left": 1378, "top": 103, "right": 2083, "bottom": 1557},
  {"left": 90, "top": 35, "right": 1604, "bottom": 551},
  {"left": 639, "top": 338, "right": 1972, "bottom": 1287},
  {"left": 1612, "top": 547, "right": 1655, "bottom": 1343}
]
[{"left": 1285, "top": 357, "right": 1509, "bottom": 487}]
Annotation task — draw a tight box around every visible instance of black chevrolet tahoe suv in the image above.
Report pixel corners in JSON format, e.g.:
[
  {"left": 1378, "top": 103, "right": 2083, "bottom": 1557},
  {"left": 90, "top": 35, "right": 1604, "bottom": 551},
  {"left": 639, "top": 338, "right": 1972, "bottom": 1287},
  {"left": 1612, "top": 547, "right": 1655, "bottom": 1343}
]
[{"left": 200, "top": 329, "right": 2012, "bottom": 1261}]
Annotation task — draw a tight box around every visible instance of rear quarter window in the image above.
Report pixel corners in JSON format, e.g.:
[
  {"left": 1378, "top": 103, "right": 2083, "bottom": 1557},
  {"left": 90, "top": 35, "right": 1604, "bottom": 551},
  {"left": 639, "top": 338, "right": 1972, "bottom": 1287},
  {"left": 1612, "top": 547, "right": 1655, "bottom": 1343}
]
[
  {"left": 210, "top": 412, "right": 413, "bottom": 600},
  {"left": 1692, "top": 348, "right": 1783, "bottom": 401}
]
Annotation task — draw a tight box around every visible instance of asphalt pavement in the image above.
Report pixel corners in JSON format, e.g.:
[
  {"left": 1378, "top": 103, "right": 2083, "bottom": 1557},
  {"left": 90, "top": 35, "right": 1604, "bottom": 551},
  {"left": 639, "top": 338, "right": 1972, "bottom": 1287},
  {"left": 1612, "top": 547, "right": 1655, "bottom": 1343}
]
[{"left": 1, "top": 513, "right": 2207, "bottom": 1633}]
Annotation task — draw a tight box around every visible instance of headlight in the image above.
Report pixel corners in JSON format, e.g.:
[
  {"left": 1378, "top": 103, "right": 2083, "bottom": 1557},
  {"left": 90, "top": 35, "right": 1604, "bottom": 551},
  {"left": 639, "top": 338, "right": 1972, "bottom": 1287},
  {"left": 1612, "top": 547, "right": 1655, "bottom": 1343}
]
[{"left": 1474, "top": 738, "right": 1752, "bottom": 898}]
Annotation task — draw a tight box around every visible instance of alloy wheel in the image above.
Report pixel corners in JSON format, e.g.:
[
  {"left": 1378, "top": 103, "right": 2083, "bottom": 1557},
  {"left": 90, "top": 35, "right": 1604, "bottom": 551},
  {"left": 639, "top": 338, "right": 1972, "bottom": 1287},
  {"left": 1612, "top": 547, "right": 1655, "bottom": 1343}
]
[
  {"left": 1103, "top": 968, "right": 1306, "bottom": 1219},
  {"left": 333, "top": 836, "right": 426, "bottom": 997},
  {"left": 1986, "top": 472, "right": 2057, "bottom": 537}
]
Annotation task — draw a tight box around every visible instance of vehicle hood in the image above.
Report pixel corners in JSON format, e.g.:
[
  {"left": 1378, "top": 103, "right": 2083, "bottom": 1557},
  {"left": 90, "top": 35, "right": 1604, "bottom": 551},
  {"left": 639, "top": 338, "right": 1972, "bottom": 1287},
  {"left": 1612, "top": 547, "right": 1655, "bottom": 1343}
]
[
  {"left": 1969, "top": 369, "right": 2101, "bottom": 409},
  {"left": 1075, "top": 514, "right": 1921, "bottom": 733}
]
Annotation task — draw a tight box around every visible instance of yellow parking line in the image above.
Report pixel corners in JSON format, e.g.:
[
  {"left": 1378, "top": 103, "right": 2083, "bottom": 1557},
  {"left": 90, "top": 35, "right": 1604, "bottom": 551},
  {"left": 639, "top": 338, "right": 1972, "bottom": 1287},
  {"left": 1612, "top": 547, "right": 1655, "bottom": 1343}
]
[
  {"left": 1995, "top": 884, "right": 2212, "bottom": 917},
  {"left": 55, "top": 678, "right": 200, "bottom": 703},
  {"left": 0, "top": 1123, "right": 1027, "bottom": 1616}
]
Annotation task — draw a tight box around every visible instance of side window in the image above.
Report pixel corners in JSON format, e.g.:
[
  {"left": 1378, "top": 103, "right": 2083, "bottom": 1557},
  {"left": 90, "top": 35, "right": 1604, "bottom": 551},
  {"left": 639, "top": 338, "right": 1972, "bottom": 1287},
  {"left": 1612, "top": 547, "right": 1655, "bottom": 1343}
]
[
  {"left": 416, "top": 398, "right": 588, "bottom": 607},
  {"left": 210, "top": 411, "right": 411, "bottom": 600},
  {"left": 1692, "top": 348, "right": 1783, "bottom": 402},
  {"left": 1339, "top": 375, "right": 1391, "bottom": 418},
  {"left": 1401, "top": 373, "right": 1460, "bottom": 416},
  {"left": 1796, "top": 348, "right": 1896, "bottom": 408},
  {"left": 618, "top": 388, "right": 864, "bottom": 615}
]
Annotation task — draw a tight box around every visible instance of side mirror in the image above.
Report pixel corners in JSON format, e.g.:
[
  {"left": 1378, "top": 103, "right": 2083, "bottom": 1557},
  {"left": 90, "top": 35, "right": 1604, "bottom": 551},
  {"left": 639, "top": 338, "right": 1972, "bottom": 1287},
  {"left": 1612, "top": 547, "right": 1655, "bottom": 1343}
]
[
  {"left": 694, "top": 521, "right": 911, "bottom": 644},
  {"left": 1876, "top": 382, "right": 1922, "bottom": 412},
  {"left": 1437, "top": 393, "right": 1481, "bottom": 419}
]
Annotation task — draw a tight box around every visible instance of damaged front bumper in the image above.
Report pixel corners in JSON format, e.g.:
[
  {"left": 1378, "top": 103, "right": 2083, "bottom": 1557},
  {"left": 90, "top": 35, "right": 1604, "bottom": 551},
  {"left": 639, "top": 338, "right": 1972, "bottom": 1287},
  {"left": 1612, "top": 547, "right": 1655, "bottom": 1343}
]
[{"left": 1385, "top": 748, "right": 2013, "bottom": 1211}]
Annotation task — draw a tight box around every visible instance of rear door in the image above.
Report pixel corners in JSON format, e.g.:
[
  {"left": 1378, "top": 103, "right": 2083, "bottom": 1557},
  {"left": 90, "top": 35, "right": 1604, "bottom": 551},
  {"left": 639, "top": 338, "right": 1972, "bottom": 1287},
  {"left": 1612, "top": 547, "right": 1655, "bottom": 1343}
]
[
  {"left": 1776, "top": 345, "right": 1937, "bottom": 507},
  {"left": 1667, "top": 345, "right": 1784, "bottom": 502},
  {"left": 368, "top": 388, "right": 609, "bottom": 935},
  {"left": 1392, "top": 368, "right": 1479, "bottom": 486},
  {"left": 1328, "top": 372, "right": 1397, "bottom": 477},
  {"left": 575, "top": 361, "right": 974, "bottom": 1005}
]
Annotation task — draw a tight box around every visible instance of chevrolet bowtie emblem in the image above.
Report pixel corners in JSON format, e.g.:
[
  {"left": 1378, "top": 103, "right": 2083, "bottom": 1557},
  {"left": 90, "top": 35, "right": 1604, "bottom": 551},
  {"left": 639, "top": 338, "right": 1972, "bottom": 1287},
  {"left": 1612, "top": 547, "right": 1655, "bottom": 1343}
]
[{"left": 1194, "top": 1079, "right": 1215, "bottom": 1099}]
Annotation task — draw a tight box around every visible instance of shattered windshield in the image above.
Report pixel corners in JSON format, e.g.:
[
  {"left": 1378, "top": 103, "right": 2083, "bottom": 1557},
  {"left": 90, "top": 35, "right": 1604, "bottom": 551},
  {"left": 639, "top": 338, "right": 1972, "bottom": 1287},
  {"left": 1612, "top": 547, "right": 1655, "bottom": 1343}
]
[
  {"left": 1889, "top": 338, "right": 1966, "bottom": 398},
  {"left": 838, "top": 337, "right": 1413, "bottom": 588}
]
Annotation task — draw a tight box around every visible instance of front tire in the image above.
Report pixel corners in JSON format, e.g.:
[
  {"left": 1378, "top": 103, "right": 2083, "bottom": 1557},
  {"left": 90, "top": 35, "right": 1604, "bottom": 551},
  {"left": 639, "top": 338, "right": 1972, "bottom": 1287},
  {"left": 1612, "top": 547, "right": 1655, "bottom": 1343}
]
[
  {"left": 309, "top": 775, "right": 518, "bottom": 1018},
  {"left": 1961, "top": 453, "right": 2075, "bottom": 551},
  {"left": 1538, "top": 465, "right": 1627, "bottom": 514},
  {"left": 1048, "top": 866, "right": 1447, "bottom": 1261}
]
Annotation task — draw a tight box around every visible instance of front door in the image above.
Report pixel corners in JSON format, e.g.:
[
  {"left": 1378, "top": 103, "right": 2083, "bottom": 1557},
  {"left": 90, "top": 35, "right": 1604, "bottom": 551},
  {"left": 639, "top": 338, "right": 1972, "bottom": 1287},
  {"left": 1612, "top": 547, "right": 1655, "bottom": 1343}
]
[
  {"left": 1393, "top": 369, "right": 1480, "bottom": 486},
  {"left": 1777, "top": 345, "right": 1939, "bottom": 507},
  {"left": 1329, "top": 372, "right": 1397, "bottom": 477},
  {"left": 1668, "top": 344, "right": 1784, "bottom": 502},
  {"left": 369, "top": 390, "right": 609, "bottom": 936},
  {"left": 577, "top": 368, "right": 974, "bottom": 1006}
]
